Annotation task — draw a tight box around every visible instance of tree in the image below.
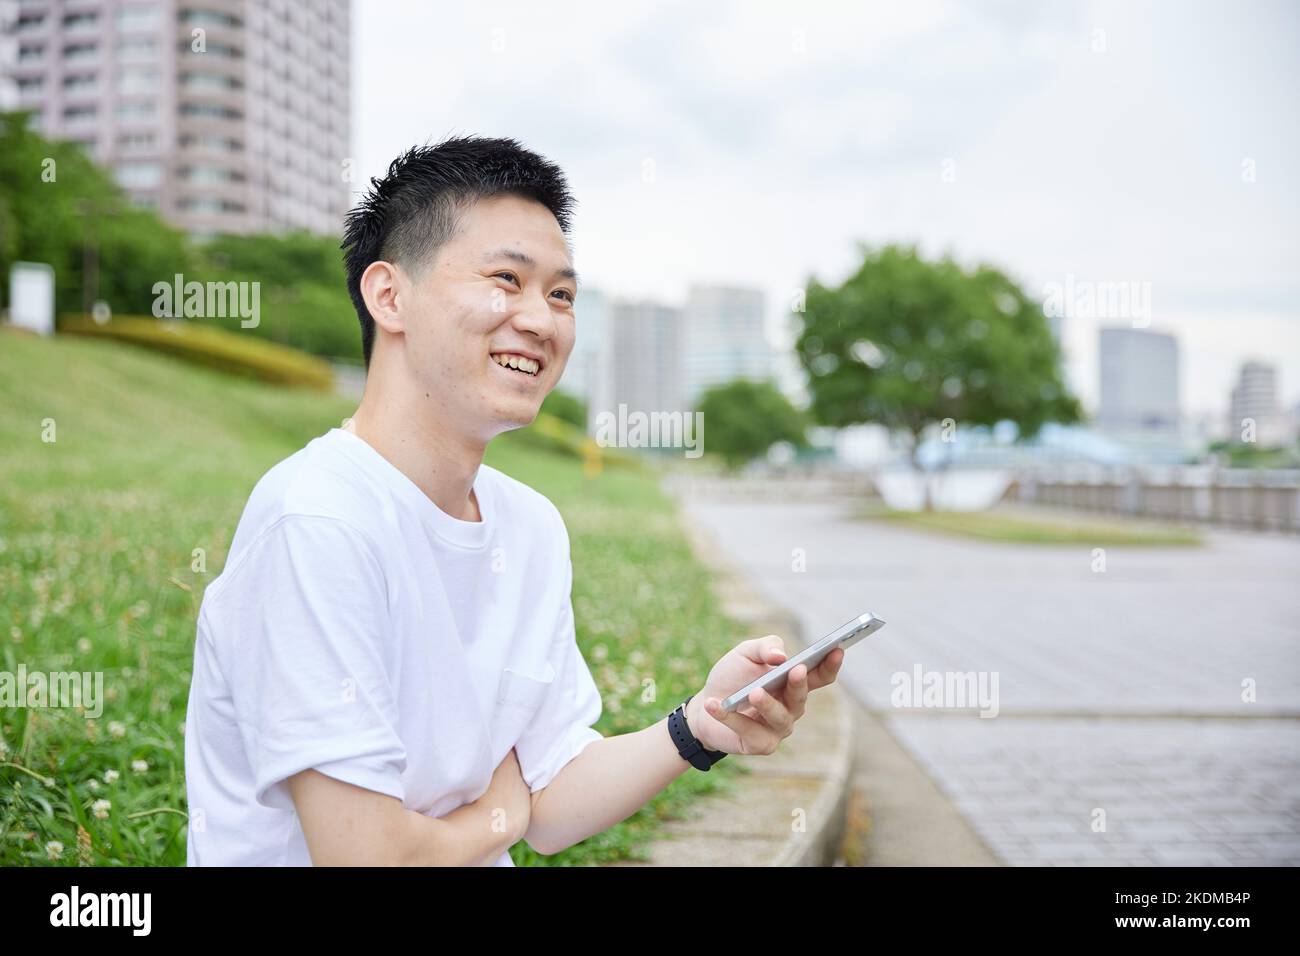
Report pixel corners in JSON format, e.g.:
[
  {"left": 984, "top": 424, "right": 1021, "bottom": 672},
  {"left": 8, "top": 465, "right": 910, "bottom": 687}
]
[
  {"left": 540, "top": 388, "right": 587, "bottom": 429},
  {"left": 0, "top": 110, "right": 191, "bottom": 317},
  {"left": 796, "top": 243, "right": 1081, "bottom": 508},
  {"left": 696, "top": 379, "right": 809, "bottom": 471}
]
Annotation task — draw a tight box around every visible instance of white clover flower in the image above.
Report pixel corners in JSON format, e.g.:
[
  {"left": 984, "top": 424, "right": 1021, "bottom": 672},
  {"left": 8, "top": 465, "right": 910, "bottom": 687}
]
[
  {"left": 131, "top": 759, "right": 148, "bottom": 774},
  {"left": 87, "top": 779, "right": 100, "bottom": 792},
  {"left": 92, "top": 799, "right": 111, "bottom": 819},
  {"left": 108, "top": 721, "right": 126, "bottom": 739},
  {"left": 77, "top": 638, "right": 92, "bottom": 653},
  {"left": 103, "top": 769, "right": 119, "bottom": 784},
  {"left": 45, "top": 840, "right": 64, "bottom": 861}
]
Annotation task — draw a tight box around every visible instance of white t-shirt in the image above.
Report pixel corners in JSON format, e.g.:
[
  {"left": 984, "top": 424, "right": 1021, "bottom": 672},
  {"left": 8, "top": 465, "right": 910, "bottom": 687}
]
[{"left": 183, "top": 427, "right": 604, "bottom": 866}]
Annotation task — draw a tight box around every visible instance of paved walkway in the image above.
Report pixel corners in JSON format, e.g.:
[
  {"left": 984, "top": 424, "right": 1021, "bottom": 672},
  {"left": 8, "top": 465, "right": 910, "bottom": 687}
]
[{"left": 676, "top": 492, "right": 1300, "bottom": 866}]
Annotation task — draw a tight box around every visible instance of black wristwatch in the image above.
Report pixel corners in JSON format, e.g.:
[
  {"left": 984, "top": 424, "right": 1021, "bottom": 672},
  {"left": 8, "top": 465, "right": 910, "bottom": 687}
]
[{"left": 669, "top": 695, "right": 727, "bottom": 771}]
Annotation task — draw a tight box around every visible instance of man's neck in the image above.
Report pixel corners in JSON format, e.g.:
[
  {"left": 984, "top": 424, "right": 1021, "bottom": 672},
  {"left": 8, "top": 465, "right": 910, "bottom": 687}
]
[{"left": 345, "top": 377, "right": 487, "bottom": 523}]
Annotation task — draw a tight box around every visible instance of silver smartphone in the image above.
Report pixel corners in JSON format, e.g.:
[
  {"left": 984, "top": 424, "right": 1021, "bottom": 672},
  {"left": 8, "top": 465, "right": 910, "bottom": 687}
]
[{"left": 720, "top": 612, "right": 885, "bottom": 713}]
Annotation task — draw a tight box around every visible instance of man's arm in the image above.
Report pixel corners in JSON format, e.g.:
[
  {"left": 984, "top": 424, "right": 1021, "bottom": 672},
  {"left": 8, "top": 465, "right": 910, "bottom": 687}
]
[
  {"left": 523, "top": 705, "right": 698, "bottom": 856},
  {"left": 289, "top": 770, "right": 521, "bottom": 866},
  {"left": 524, "top": 637, "right": 845, "bottom": 856}
]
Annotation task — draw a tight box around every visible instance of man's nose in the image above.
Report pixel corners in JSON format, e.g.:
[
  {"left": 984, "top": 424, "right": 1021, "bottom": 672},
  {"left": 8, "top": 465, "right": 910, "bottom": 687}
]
[{"left": 511, "top": 288, "right": 557, "bottom": 340}]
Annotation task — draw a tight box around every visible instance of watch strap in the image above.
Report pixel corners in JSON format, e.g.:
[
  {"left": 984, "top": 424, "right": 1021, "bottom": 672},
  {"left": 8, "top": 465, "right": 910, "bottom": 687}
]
[{"left": 669, "top": 694, "right": 727, "bottom": 771}]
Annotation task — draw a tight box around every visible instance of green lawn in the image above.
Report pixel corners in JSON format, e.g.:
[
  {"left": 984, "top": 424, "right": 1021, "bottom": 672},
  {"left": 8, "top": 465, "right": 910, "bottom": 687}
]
[
  {"left": 0, "top": 331, "right": 748, "bottom": 866},
  {"left": 863, "top": 504, "right": 1203, "bottom": 546}
]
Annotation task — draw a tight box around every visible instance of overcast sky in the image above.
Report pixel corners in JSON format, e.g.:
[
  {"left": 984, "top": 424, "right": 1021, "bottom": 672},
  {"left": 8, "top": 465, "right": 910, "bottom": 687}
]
[{"left": 352, "top": 0, "right": 1299, "bottom": 421}]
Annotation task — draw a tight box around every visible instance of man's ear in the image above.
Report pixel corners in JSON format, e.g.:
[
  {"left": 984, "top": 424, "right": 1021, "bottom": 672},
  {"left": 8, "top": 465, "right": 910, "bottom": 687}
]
[{"left": 360, "top": 260, "right": 405, "bottom": 337}]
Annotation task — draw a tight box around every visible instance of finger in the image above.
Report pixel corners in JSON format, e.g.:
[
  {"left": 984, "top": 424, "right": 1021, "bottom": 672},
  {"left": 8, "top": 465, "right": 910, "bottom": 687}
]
[
  {"left": 704, "top": 697, "right": 781, "bottom": 755},
  {"left": 737, "top": 634, "right": 787, "bottom": 667},
  {"left": 782, "top": 662, "right": 810, "bottom": 717},
  {"left": 746, "top": 685, "right": 794, "bottom": 737},
  {"left": 806, "top": 647, "right": 844, "bottom": 691}
]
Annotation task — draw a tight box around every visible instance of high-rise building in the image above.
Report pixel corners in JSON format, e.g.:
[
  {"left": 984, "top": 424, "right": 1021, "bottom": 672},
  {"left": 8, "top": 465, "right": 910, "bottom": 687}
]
[
  {"left": 1097, "top": 327, "right": 1180, "bottom": 434},
  {"left": 556, "top": 286, "right": 615, "bottom": 431},
  {"left": 3, "top": 0, "right": 351, "bottom": 238},
  {"left": 609, "top": 298, "right": 683, "bottom": 419},
  {"left": 1228, "top": 360, "right": 1290, "bottom": 446},
  {"left": 681, "top": 284, "right": 770, "bottom": 408}
]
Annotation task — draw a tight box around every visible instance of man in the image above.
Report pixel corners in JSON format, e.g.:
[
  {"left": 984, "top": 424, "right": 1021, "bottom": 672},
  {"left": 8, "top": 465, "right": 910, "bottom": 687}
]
[{"left": 183, "top": 136, "right": 844, "bottom": 866}]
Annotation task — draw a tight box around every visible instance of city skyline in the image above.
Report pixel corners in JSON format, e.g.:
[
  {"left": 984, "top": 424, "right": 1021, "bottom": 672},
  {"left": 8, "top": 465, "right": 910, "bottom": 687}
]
[{"left": 350, "top": 0, "right": 1300, "bottom": 420}]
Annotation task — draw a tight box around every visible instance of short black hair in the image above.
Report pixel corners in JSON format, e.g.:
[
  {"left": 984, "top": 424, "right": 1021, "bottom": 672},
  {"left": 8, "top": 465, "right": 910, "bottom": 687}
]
[{"left": 340, "top": 135, "right": 576, "bottom": 368}]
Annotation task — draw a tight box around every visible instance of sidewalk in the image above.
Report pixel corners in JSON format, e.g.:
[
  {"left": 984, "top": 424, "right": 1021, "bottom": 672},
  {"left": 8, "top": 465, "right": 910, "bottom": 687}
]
[{"left": 604, "top": 494, "right": 1001, "bottom": 866}]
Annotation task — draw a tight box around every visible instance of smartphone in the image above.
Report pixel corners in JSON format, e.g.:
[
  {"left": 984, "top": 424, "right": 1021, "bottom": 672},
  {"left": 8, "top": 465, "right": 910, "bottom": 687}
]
[{"left": 720, "top": 612, "right": 885, "bottom": 713}]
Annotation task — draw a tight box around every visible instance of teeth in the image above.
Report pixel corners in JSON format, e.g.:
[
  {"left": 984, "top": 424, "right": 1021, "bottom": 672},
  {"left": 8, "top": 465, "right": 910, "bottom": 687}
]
[{"left": 491, "top": 353, "right": 539, "bottom": 376}]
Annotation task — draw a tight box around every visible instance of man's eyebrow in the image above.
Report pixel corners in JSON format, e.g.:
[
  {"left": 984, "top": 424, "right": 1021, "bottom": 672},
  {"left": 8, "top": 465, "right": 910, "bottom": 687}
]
[{"left": 481, "top": 248, "right": 580, "bottom": 289}]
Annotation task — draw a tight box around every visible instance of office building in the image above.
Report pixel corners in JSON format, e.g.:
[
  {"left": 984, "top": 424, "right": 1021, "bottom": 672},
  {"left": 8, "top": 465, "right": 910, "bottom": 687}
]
[
  {"left": 1097, "top": 327, "right": 1180, "bottom": 434},
  {"left": 681, "top": 284, "right": 771, "bottom": 408}
]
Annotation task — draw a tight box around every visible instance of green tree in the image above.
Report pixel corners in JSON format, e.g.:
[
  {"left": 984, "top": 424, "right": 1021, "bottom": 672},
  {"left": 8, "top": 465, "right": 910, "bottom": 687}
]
[
  {"left": 0, "top": 110, "right": 192, "bottom": 316},
  {"left": 197, "top": 231, "right": 359, "bottom": 359},
  {"left": 540, "top": 388, "right": 587, "bottom": 429},
  {"left": 796, "top": 244, "right": 1081, "bottom": 508},
  {"left": 696, "top": 379, "right": 809, "bottom": 471}
]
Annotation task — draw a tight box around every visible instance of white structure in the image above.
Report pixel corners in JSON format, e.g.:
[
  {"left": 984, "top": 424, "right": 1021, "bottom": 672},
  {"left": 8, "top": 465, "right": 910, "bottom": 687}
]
[
  {"left": 1097, "top": 327, "right": 1180, "bottom": 434},
  {"left": 681, "top": 284, "right": 771, "bottom": 408},
  {"left": 1229, "top": 360, "right": 1291, "bottom": 446},
  {"left": 8, "top": 261, "right": 55, "bottom": 335},
  {"left": 3, "top": 0, "right": 351, "bottom": 238}
]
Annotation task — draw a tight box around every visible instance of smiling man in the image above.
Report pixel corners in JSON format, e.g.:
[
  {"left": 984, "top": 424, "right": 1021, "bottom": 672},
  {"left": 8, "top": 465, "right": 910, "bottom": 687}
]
[{"left": 182, "top": 136, "right": 844, "bottom": 866}]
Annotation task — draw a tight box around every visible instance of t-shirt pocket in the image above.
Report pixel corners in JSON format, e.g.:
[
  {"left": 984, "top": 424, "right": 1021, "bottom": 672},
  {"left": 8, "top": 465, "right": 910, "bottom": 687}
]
[{"left": 491, "top": 662, "right": 556, "bottom": 748}]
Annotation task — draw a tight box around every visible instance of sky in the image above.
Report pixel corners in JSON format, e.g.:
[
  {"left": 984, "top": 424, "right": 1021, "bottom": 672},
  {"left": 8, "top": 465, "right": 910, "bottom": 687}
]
[{"left": 352, "top": 0, "right": 1300, "bottom": 423}]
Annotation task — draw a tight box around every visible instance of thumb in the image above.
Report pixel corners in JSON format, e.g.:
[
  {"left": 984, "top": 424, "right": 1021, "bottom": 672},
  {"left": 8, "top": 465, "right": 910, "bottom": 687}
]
[{"left": 739, "top": 634, "right": 786, "bottom": 665}]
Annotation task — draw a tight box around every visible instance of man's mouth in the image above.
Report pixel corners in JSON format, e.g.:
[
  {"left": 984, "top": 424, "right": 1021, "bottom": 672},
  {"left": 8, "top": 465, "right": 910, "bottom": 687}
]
[{"left": 490, "top": 352, "right": 542, "bottom": 377}]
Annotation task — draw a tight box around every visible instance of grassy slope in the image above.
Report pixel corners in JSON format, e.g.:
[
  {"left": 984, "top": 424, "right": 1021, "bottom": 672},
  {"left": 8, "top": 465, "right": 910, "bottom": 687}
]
[{"left": 0, "top": 332, "right": 746, "bottom": 866}]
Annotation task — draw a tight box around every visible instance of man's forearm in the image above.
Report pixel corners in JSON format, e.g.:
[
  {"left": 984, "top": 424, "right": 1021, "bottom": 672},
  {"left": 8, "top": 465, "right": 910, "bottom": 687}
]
[
  {"left": 524, "top": 711, "right": 696, "bottom": 855},
  {"left": 399, "top": 798, "right": 521, "bottom": 866}
]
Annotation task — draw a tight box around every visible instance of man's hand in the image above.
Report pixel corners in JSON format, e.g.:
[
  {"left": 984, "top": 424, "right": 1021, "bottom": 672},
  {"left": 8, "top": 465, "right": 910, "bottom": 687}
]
[{"left": 684, "top": 634, "right": 844, "bottom": 756}]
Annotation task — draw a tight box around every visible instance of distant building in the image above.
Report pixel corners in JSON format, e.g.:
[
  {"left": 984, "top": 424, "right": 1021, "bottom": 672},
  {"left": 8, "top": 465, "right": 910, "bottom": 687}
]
[
  {"left": 3, "top": 0, "right": 352, "bottom": 238},
  {"left": 609, "top": 298, "right": 684, "bottom": 418},
  {"left": 1097, "top": 327, "right": 1180, "bottom": 434},
  {"left": 681, "top": 284, "right": 771, "bottom": 407},
  {"left": 1228, "top": 360, "right": 1291, "bottom": 446},
  {"left": 557, "top": 287, "right": 616, "bottom": 430}
]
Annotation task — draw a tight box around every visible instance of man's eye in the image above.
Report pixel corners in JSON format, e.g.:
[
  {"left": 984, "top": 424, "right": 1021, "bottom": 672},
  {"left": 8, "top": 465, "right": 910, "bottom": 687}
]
[
  {"left": 552, "top": 289, "right": 574, "bottom": 303},
  {"left": 495, "top": 272, "right": 519, "bottom": 285}
]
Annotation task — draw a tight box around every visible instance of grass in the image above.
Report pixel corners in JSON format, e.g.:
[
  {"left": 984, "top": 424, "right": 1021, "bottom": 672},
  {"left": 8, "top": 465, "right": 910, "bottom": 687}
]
[
  {"left": 862, "top": 503, "right": 1203, "bottom": 546},
  {"left": 0, "top": 329, "right": 749, "bottom": 866}
]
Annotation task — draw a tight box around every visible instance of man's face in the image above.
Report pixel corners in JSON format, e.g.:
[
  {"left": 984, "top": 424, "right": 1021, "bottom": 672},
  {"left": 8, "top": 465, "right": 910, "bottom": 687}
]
[{"left": 397, "top": 193, "right": 577, "bottom": 441}]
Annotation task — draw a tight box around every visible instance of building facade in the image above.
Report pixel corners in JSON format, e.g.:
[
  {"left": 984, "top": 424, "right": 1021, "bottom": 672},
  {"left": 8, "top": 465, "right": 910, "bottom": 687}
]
[
  {"left": 3, "top": 0, "right": 351, "bottom": 238},
  {"left": 1097, "top": 327, "right": 1180, "bottom": 434},
  {"left": 681, "top": 283, "right": 771, "bottom": 409}
]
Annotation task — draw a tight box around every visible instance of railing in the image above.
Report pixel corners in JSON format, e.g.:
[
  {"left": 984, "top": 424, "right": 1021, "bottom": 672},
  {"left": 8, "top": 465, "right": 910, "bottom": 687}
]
[{"left": 1007, "top": 466, "right": 1300, "bottom": 533}]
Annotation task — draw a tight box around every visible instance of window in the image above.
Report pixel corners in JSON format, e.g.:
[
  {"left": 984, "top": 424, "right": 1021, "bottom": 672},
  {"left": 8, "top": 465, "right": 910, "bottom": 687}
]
[
  {"left": 63, "top": 73, "right": 97, "bottom": 91},
  {"left": 17, "top": 77, "right": 44, "bottom": 93},
  {"left": 117, "top": 67, "right": 159, "bottom": 92},
  {"left": 63, "top": 43, "right": 98, "bottom": 61},
  {"left": 18, "top": 45, "right": 45, "bottom": 62},
  {"left": 117, "top": 5, "right": 161, "bottom": 30},
  {"left": 117, "top": 36, "right": 159, "bottom": 57},
  {"left": 117, "top": 132, "right": 157, "bottom": 151},
  {"left": 115, "top": 162, "right": 163, "bottom": 189},
  {"left": 63, "top": 104, "right": 97, "bottom": 121},
  {"left": 63, "top": 12, "right": 100, "bottom": 29},
  {"left": 117, "top": 101, "right": 156, "bottom": 119}
]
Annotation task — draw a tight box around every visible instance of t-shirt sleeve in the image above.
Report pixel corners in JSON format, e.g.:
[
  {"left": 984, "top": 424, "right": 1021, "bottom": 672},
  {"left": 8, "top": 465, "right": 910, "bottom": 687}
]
[
  {"left": 210, "top": 514, "right": 407, "bottom": 812},
  {"left": 512, "top": 514, "right": 604, "bottom": 794}
]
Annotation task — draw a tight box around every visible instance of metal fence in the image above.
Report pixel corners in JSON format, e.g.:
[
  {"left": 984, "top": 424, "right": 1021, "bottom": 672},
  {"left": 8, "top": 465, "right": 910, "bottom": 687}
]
[{"left": 1007, "top": 466, "right": 1300, "bottom": 533}]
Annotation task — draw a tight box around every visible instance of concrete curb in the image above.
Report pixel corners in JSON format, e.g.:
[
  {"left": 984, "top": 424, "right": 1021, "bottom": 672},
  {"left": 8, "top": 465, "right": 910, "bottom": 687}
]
[{"left": 602, "top": 506, "right": 857, "bottom": 867}]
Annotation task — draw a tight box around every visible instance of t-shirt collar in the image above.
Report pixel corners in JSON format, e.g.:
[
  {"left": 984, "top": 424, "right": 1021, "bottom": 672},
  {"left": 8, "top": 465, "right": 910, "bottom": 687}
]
[{"left": 327, "top": 427, "right": 492, "bottom": 550}]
